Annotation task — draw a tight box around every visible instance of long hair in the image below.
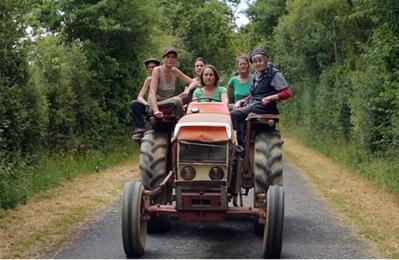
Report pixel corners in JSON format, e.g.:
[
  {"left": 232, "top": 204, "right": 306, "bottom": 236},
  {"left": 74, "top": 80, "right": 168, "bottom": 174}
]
[
  {"left": 200, "top": 64, "right": 220, "bottom": 87},
  {"left": 192, "top": 57, "right": 207, "bottom": 77},
  {"left": 236, "top": 54, "right": 250, "bottom": 73}
]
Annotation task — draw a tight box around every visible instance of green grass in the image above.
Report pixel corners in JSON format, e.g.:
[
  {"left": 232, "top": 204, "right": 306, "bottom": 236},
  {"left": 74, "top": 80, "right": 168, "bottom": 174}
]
[
  {"left": 280, "top": 124, "right": 399, "bottom": 195},
  {"left": 8, "top": 207, "right": 92, "bottom": 258},
  {"left": 0, "top": 138, "right": 139, "bottom": 209}
]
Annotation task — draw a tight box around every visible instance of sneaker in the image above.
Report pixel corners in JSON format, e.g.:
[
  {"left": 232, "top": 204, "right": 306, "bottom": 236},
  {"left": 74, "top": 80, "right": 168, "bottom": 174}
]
[
  {"left": 135, "top": 128, "right": 146, "bottom": 133},
  {"left": 131, "top": 132, "right": 144, "bottom": 141},
  {"left": 131, "top": 129, "right": 145, "bottom": 141},
  {"left": 234, "top": 144, "right": 245, "bottom": 157}
]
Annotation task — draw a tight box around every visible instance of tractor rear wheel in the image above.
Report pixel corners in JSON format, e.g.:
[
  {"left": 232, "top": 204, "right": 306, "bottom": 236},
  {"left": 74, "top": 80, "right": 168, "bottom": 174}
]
[
  {"left": 262, "top": 185, "right": 284, "bottom": 258},
  {"left": 253, "top": 131, "right": 283, "bottom": 234},
  {"left": 139, "top": 131, "right": 171, "bottom": 233},
  {"left": 254, "top": 131, "right": 283, "bottom": 193},
  {"left": 121, "top": 181, "right": 147, "bottom": 257}
]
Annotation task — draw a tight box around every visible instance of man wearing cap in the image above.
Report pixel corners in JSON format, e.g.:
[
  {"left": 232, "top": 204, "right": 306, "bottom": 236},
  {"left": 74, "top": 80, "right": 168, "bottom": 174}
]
[
  {"left": 231, "top": 47, "right": 292, "bottom": 147},
  {"left": 148, "top": 47, "right": 193, "bottom": 119},
  {"left": 130, "top": 57, "right": 161, "bottom": 141}
]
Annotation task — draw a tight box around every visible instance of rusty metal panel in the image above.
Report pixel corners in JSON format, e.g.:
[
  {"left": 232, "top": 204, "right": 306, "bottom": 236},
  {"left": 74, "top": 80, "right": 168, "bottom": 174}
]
[
  {"left": 175, "top": 185, "right": 183, "bottom": 209},
  {"left": 175, "top": 181, "right": 228, "bottom": 211},
  {"left": 178, "top": 212, "right": 226, "bottom": 222},
  {"left": 175, "top": 180, "right": 226, "bottom": 189}
]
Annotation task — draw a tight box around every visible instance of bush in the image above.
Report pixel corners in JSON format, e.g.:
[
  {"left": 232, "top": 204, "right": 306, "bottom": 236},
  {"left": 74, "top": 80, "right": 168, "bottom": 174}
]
[{"left": 0, "top": 153, "right": 28, "bottom": 209}]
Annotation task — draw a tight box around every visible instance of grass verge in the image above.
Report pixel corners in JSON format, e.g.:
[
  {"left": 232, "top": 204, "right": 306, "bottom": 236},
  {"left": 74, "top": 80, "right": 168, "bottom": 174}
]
[
  {"left": 1, "top": 139, "right": 139, "bottom": 209},
  {"left": 281, "top": 126, "right": 399, "bottom": 195},
  {"left": 0, "top": 154, "right": 140, "bottom": 258},
  {"left": 283, "top": 136, "right": 399, "bottom": 258}
]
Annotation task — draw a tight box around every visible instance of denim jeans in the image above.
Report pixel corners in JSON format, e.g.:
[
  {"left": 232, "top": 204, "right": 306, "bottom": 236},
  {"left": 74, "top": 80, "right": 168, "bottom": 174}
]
[
  {"left": 130, "top": 100, "right": 146, "bottom": 130},
  {"left": 231, "top": 103, "right": 272, "bottom": 146}
]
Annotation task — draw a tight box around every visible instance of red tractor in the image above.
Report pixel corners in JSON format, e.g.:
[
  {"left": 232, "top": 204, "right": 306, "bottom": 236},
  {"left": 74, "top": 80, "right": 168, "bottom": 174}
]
[{"left": 121, "top": 102, "right": 284, "bottom": 258}]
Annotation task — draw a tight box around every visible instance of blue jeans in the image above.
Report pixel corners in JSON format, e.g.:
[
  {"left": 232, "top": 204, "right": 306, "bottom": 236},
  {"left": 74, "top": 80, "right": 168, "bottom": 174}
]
[
  {"left": 130, "top": 100, "right": 146, "bottom": 131},
  {"left": 231, "top": 103, "right": 272, "bottom": 146}
]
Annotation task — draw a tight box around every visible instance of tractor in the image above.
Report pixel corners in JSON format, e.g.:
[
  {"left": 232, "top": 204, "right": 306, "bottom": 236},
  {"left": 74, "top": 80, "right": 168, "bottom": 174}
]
[{"left": 121, "top": 101, "right": 284, "bottom": 258}]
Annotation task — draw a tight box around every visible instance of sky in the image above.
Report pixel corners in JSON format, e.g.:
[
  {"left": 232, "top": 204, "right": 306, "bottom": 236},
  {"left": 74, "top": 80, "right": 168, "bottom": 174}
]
[{"left": 234, "top": 0, "right": 251, "bottom": 28}]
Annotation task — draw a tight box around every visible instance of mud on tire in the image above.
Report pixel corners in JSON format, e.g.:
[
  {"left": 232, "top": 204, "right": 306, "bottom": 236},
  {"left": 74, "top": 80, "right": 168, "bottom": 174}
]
[{"left": 139, "top": 131, "right": 171, "bottom": 233}]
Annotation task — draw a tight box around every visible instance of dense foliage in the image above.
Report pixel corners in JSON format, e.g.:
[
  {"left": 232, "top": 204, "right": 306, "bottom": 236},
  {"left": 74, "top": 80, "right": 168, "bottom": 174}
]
[
  {"left": 0, "top": 0, "right": 239, "bottom": 208},
  {"left": 247, "top": 0, "right": 398, "bottom": 191},
  {"left": 1, "top": 0, "right": 398, "bottom": 208}
]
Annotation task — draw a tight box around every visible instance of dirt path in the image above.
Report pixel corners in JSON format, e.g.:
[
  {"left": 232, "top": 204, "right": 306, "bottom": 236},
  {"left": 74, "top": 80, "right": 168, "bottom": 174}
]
[
  {"left": 0, "top": 139, "right": 398, "bottom": 258},
  {"left": 283, "top": 137, "right": 399, "bottom": 258}
]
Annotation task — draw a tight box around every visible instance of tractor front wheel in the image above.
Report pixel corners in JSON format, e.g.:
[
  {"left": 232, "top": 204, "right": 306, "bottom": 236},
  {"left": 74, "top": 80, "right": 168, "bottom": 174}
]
[{"left": 121, "top": 181, "right": 147, "bottom": 258}]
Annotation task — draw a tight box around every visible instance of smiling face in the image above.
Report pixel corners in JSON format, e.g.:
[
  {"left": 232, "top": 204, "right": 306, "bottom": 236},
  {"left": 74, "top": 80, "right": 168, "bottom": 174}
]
[{"left": 251, "top": 55, "right": 267, "bottom": 72}]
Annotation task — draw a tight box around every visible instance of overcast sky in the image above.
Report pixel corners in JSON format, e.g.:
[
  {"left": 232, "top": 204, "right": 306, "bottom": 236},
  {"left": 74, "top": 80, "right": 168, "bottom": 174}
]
[{"left": 235, "top": 0, "right": 250, "bottom": 28}]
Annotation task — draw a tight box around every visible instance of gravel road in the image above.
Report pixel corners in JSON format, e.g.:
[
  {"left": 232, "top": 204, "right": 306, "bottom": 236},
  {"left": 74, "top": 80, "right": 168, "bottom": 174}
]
[{"left": 55, "top": 161, "right": 375, "bottom": 258}]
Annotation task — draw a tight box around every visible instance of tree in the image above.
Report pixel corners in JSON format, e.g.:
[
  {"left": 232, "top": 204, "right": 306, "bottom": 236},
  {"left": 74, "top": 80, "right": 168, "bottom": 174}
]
[
  {"left": 159, "top": 0, "right": 236, "bottom": 75},
  {"left": 246, "top": 0, "right": 287, "bottom": 47},
  {"left": 37, "top": 0, "right": 163, "bottom": 135},
  {"left": 0, "top": 0, "right": 36, "bottom": 153}
]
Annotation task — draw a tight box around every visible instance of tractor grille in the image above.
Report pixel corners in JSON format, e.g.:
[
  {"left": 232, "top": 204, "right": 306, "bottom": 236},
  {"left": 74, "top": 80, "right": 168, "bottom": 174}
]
[{"left": 179, "top": 141, "right": 227, "bottom": 163}]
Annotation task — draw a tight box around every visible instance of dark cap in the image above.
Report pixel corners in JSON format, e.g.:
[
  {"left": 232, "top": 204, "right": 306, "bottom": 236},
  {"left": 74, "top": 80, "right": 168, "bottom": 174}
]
[
  {"left": 162, "top": 47, "right": 178, "bottom": 58},
  {"left": 250, "top": 48, "right": 269, "bottom": 63},
  {"left": 144, "top": 58, "right": 161, "bottom": 67}
]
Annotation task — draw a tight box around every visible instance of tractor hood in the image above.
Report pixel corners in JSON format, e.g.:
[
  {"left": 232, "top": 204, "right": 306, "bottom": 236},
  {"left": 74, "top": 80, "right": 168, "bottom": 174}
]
[{"left": 172, "top": 113, "right": 234, "bottom": 143}]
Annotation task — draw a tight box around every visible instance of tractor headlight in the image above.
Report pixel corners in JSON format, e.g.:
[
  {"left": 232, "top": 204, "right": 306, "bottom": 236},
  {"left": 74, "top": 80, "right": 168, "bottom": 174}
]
[
  {"left": 209, "top": 167, "right": 224, "bottom": 180},
  {"left": 180, "top": 166, "right": 196, "bottom": 180}
]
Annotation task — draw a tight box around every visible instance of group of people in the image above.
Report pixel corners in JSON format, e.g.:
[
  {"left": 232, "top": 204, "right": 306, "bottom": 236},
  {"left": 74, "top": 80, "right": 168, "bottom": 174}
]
[{"left": 130, "top": 47, "right": 292, "bottom": 146}]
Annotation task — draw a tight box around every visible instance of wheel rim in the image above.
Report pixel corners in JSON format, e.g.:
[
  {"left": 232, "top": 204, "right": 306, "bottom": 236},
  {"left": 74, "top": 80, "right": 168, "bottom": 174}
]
[
  {"left": 139, "top": 191, "right": 147, "bottom": 245},
  {"left": 121, "top": 181, "right": 147, "bottom": 257}
]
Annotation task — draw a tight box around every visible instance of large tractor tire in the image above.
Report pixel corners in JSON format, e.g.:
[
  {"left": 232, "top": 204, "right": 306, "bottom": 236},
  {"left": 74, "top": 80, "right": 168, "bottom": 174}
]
[
  {"left": 262, "top": 185, "right": 284, "bottom": 259},
  {"left": 121, "top": 181, "right": 147, "bottom": 258},
  {"left": 254, "top": 131, "right": 283, "bottom": 193},
  {"left": 253, "top": 131, "right": 283, "bottom": 235},
  {"left": 139, "top": 131, "right": 171, "bottom": 233}
]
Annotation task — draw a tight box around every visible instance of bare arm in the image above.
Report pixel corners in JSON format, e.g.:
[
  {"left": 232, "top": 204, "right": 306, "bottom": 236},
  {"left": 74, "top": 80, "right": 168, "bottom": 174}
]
[
  {"left": 137, "top": 77, "right": 151, "bottom": 105},
  {"left": 175, "top": 68, "right": 193, "bottom": 91},
  {"left": 221, "top": 92, "right": 229, "bottom": 105},
  {"left": 187, "top": 78, "right": 200, "bottom": 92},
  {"left": 227, "top": 83, "right": 233, "bottom": 103},
  {"left": 149, "top": 67, "right": 161, "bottom": 116}
]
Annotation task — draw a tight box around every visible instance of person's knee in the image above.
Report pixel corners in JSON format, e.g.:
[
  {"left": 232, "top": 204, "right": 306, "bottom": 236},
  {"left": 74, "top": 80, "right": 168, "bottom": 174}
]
[
  {"left": 130, "top": 100, "right": 138, "bottom": 109},
  {"left": 172, "top": 96, "right": 183, "bottom": 107},
  {"left": 231, "top": 109, "right": 237, "bottom": 116},
  {"left": 230, "top": 109, "right": 242, "bottom": 121},
  {"left": 132, "top": 100, "right": 144, "bottom": 110}
]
